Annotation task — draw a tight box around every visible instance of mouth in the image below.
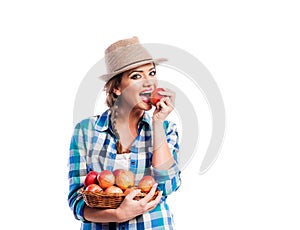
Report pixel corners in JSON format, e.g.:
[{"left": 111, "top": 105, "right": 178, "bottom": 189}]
[{"left": 139, "top": 91, "right": 152, "bottom": 103}]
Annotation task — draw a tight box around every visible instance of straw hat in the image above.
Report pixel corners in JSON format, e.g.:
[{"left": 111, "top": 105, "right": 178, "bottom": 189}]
[{"left": 99, "top": 36, "right": 167, "bottom": 82}]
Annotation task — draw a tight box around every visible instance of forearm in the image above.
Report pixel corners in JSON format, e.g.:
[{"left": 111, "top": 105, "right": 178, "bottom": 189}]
[
  {"left": 152, "top": 120, "right": 175, "bottom": 170},
  {"left": 84, "top": 186, "right": 162, "bottom": 223},
  {"left": 83, "top": 205, "right": 121, "bottom": 223},
  {"left": 151, "top": 119, "right": 181, "bottom": 195}
]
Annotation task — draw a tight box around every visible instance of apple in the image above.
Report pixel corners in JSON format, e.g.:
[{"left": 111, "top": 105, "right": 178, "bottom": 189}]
[
  {"left": 138, "top": 175, "right": 156, "bottom": 193},
  {"left": 104, "top": 185, "right": 123, "bottom": 194},
  {"left": 84, "top": 171, "right": 99, "bottom": 187},
  {"left": 97, "top": 170, "right": 115, "bottom": 189},
  {"left": 85, "top": 184, "right": 102, "bottom": 193},
  {"left": 115, "top": 170, "right": 135, "bottom": 190},
  {"left": 150, "top": 88, "right": 165, "bottom": 105},
  {"left": 113, "top": 169, "right": 125, "bottom": 177},
  {"left": 123, "top": 186, "right": 138, "bottom": 195}
]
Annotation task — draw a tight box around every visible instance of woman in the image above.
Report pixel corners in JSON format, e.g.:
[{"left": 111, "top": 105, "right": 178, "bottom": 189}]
[{"left": 68, "top": 36, "right": 181, "bottom": 230}]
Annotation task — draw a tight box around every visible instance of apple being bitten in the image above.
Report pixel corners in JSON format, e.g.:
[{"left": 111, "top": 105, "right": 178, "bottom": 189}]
[{"left": 150, "top": 88, "right": 165, "bottom": 105}]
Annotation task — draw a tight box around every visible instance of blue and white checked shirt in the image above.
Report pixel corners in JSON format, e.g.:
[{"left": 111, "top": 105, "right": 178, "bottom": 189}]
[{"left": 68, "top": 109, "right": 181, "bottom": 230}]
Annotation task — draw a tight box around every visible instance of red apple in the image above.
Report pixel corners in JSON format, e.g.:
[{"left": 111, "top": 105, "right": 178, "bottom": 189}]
[
  {"left": 85, "top": 184, "right": 102, "bottom": 193},
  {"left": 150, "top": 88, "right": 165, "bottom": 105},
  {"left": 84, "top": 171, "right": 99, "bottom": 187},
  {"left": 138, "top": 175, "right": 156, "bottom": 193},
  {"left": 97, "top": 170, "right": 115, "bottom": 189},
  {"left": 104, "top": 185, "right": 123, "bottom": 194}
]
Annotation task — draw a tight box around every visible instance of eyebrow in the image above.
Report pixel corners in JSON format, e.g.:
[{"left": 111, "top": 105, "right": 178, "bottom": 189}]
[{"left": 128, "top": 67, "right": 156, "bottom": 76}]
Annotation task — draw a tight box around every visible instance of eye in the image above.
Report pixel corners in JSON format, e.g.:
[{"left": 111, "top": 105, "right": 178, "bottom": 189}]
[
  {"left": 130, "top": 74, "right": 142, "bottom": 80},
  {"left": 149, "top": 70, "right": 156, "bottom": 77}
]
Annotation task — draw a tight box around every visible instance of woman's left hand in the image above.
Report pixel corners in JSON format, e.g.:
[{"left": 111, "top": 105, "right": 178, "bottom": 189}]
[{"left": 152, "top": 88, "right": 175, "bottom": 122}]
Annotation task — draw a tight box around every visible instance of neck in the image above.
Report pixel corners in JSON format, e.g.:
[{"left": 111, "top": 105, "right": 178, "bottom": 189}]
[
  {"left": 111, "top": 105, "right": 144, "bottom": 153},
  {"left": 114, "top": 105, "right": 144, "bottom": 126}
]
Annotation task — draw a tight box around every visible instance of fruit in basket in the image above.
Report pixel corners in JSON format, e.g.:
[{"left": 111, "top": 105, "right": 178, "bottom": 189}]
[
  {"left": 123, "top": 186, "right": 139, "bottom": 195},
  {"left": 115, "top": 169, "right": 135, "bottom": 190},
  {"left": 138, "top": 175, "right": 156, "bottom": 193},
  {"left": 113, "top": 169, "right": 124, "bottom": 177},
  {"left": 105, "top": 185, "right": 123, "bottom": 194},
  {"left": 150, "top": 88, "right": 165, "bottom": 105},
  {"left": 97, "top": 170, "right": 115, "bottom": 189},
  {"left": 85, "top": 184, "right": 102, "bottom": 192},
  {"left": 84, "top": 171, "right": 99, "bottom": 187}
]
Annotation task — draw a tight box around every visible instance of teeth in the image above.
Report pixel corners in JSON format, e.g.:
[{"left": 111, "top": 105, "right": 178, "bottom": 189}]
[{"left": 140, "top": 92, "right": 151, "bottom": 97}]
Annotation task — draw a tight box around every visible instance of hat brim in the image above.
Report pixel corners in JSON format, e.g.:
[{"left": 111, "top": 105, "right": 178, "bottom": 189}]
[{"left": 98, "top": 57, "right": 167, "bottom": 82}]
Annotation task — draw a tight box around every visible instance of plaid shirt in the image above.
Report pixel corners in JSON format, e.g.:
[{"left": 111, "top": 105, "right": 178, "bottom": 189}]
[{"left": 68, "top": 109, "right": 181, "bottom": 230}]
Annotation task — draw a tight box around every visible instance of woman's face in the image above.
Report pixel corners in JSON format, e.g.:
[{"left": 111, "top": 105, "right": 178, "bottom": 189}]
[{"left": 114, "top": 63, "right": 158, "bottom": 111}]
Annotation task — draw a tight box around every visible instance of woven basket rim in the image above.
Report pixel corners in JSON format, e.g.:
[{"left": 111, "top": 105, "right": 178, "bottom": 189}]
[
  {"left": 78, "top": 187, "right": 159, "bottom": 208},
  {"left": 78, "top": 187, "right": 158, "bottom": 197}
]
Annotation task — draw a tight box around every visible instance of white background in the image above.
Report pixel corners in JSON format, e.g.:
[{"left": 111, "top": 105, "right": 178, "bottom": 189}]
[{"left": 1, "top": 1, "right": 299, "bottom": 229}]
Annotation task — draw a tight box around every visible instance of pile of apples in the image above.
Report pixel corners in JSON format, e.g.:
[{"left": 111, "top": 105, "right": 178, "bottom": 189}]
[{"left": 84, "top": 169, "right": 156, "bottom": 195}]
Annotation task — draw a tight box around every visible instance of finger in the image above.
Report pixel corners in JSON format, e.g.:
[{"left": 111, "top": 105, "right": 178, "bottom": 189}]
[
  {"left": 158, "top": 88, "right": 175, "bottom": 97},
  {"left": 163, "top": 97, "right": 174, "bottom": 108},
  {"left": 142, "top": 183, "right": 158, "bottom": 202},
  {"left": 156, "top": 98, "right": 168, "bottom": 110},
  {"left": 150, "top": 190, "right": 162, "bottom": 204},
  {"left": 158, "top": 91, "right": 171, "bottom": 96},
  {"left": 145, "top": 191, "right": 163, "bottom": 211},
  {"left": 162, "top": 89, "right": 176, "bottom": 105},
  {"left": 157, "top": 99, "right": 173, "bottom": 115},
  {"left": 125, "top": 188, "right": 141, "bottom": 200}
]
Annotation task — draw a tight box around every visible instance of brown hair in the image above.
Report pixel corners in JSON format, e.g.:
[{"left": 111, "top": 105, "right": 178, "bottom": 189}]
[{"left": 104, "top": 73, "right": 123, "bottom": 108}]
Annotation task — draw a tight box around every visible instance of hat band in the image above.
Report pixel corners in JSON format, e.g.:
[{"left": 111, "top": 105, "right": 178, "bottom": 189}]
[{"left": 114, "top": 58, "right": 153, "bottom": 72}]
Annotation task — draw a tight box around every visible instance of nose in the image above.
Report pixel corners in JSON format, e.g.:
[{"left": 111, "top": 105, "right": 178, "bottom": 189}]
[{"left": 142, "top": 76, "right": 156, "bottom": 87}]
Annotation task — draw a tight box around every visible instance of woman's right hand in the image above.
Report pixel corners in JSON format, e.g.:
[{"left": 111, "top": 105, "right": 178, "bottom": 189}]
[{"left": 116, "top": 183, "right": 162, "bottom": 222}]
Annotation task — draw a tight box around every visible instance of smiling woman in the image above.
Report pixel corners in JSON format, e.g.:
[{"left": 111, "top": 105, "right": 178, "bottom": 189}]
[
  {"left": 110, "top": 63, "right": 157, "bottom": 112},
  {"left": 68, "top": 36, "right": 181, "bottom": 230}
]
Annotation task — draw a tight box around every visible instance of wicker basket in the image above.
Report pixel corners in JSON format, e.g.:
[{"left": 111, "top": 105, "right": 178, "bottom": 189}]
[{"left": 78, "top": 188, "right": 159, "bottom": 209}]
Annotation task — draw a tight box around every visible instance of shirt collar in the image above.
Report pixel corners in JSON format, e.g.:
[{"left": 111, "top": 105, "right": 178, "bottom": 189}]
[
  {"left": 140, "top": 111, "right": 152, "bottom": 127},
  {"left": 94, "top": 109, "right": 113, "bottom": 132}
]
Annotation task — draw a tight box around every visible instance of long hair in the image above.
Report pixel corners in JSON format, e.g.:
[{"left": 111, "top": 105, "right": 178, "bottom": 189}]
[{"left": 103, "top": 73, "right": 123, "bottom": 108}]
